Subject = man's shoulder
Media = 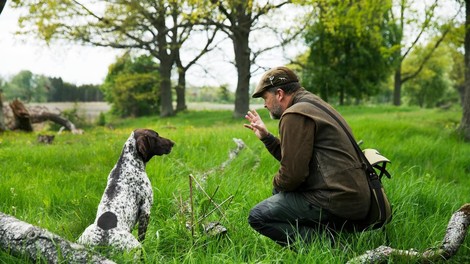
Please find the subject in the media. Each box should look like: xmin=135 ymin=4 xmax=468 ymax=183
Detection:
xmin=282 ymin=103 xmax=318 ymax=122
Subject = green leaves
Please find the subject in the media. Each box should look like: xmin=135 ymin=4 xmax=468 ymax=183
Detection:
xmin=101 ymin=53 xmax=160 ymax=117
xmin=304 ymin=0 xmax=394 ymax=104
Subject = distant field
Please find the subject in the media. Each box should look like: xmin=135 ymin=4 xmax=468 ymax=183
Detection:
xmin=25 ymin=102 xmax=265 ymax=121
xmin=26 ymin=102 xmax=111 ymax=121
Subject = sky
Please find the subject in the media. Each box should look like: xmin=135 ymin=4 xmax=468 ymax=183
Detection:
xmin=0 ymin=2 xmax=294 ymax=90
xmin=0 ymin=4 xmax=124 ymax=86
xmin=0 ymin=1 xmax=461 ymax=89
xmin=0 ymin=3 xmax=251 ymax=88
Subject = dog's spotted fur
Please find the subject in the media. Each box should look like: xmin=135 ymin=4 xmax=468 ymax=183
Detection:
xmin=78 ymin=129 xmax=174 ymax=251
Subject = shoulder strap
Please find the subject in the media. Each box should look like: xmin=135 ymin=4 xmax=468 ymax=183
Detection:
xmin=298 ymin=99 xmax=389 ymax=223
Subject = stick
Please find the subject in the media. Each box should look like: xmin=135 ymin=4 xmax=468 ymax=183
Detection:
xmin=196 ymin=195 xmax=234 ymax=225
xmin=189 ymin=174 xmax=195 ymax=237
xmin=190 ymin=174 xmax=228 ymax=221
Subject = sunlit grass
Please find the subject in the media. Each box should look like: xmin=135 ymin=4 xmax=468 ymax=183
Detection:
xmin=0 ymin=106 xmax=469 ymax=263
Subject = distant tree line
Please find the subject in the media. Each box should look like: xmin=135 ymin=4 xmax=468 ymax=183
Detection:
xmin=0 ymin=70 xmax=103 ymax=103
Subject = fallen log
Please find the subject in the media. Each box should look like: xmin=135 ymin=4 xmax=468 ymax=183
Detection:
xmin=8 ymin=99 xmax=83 ymax=134
xmin=31 ymin=112 xmax=83 ymax=134
xmin=347 ymin=203 xmax=470 ymax=264
xmin=0 ymin=212 xmax=115 ymax=263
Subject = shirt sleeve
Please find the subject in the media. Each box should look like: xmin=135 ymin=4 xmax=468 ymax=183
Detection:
xmin=261 ymin=133 xmax=281 ymax=161
xmin=273 ymin=113 xmax=315 ymax=192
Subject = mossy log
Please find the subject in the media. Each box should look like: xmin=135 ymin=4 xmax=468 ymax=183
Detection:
xmin=0 ymin=212 xmax=115 ymax=263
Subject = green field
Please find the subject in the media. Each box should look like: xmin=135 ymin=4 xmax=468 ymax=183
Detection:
xmin=0 ymin=105 xmax=469 ymax=263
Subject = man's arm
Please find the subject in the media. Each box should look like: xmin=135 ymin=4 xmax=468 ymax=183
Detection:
xmin=274 ymin=113 xmax=315 ymax=191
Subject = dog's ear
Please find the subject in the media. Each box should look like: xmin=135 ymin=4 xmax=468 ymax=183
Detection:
xmin=136 ymin=134 xmax=151 ymax=163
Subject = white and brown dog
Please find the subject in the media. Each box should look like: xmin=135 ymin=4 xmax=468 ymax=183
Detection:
xmin=78 ymin=129 xmax=174 ymax=251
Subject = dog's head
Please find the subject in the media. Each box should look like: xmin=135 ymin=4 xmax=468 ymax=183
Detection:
xmin=134 ymin=129 xmax=174 ymax=163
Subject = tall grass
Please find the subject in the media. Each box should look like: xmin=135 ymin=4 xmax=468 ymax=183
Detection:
xmin=0 ymin=106 xmax=469 ymax=263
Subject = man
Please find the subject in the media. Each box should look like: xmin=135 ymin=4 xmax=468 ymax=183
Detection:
xmin=244 ymin=66 xmax=370 ymax=246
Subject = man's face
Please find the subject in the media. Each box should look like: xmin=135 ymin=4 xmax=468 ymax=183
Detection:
xmin=262 ymin=90 xmax=283 ymax=119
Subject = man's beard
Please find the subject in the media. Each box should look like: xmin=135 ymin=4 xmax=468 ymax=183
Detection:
xmin=269 ymin=102 xmax=283 ymax=120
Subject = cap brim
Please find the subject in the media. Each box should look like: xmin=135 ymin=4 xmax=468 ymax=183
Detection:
xmin=252 ymin=91 xmax=264 ymax=98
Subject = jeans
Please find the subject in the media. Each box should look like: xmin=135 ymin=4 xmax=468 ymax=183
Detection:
xmin=248 ymin=191 xmax=329 ymax=247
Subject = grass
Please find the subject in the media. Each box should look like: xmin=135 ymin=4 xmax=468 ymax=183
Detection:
xmin=0 ymin=105 xmax=469 ymax=263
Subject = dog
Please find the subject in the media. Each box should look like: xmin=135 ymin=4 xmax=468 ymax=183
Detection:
xmin=77 ymin=129 xmax=174 ymax=251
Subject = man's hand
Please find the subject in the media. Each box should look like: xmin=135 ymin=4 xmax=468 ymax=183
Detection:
xmin=244 ymin=109 xmax=269 ymax=139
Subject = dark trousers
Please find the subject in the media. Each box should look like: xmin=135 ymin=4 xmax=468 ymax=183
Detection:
xmin=248 ymin=191 xmax=330 ymax=247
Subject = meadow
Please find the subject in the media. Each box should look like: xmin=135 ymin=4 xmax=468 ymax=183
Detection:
xmin=0 ymin=105 xmax=469 ymax=263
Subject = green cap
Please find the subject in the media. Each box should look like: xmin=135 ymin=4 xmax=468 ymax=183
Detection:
xmin=252 ymin=66 xmax=299 ymax=98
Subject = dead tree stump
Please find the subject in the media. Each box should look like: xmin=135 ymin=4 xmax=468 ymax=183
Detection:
xmin=0 ymin=212 xmax=115 ymax=263
xmin=9 ymin=99 xmax=33 ymax=132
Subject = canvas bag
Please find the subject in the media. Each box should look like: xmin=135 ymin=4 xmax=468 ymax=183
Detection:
xmin=359 ymin=149 xmax=392 ymax=230
xmin=300 ymin=99 xmax=392 ymax=231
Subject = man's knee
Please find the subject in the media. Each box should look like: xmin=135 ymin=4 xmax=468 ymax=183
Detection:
xmin=247 ymin=203 xmax=269 ymax=230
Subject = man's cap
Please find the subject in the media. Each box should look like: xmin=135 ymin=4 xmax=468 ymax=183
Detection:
xmin=252 ymin=66 xmax=299 ymax=98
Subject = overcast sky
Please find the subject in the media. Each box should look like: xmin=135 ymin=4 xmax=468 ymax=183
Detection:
xmin=1 ymin=1 xmax=461 ymax=89
xmin=0 ymin=4 xmax=122 ymax=86
xmin=0 ymin=3 xmax=252 ymax=89
xmin=0 ymin=2 xmax=295 ymax=90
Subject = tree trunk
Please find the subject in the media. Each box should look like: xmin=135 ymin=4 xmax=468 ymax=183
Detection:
xmin=393 ymin=68 xmax=402 ymax=106
xmin=459 ymin=0 xmax=470 ymax=141
xmin=232 ymin=29 xmax=251 ymax=119
xmin=159 ymin=61 xmax=175 ymax=117
xmin=175 ymin=66 xmax=187 ymax=112
xmin=0 ymin=212 xmax=115 ymax=263
xmin=0 ymin=90 xmax=6 ymax=132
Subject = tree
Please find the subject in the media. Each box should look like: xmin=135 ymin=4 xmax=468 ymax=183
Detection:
xmin=3 ymin=70 xmax=49 ymax=102
xmin=0 ymin=0 xmax=6 ymax=15
xmin=11 ymin=0 xmax=218 ymax=117
xmin=0 ymin=78 xmax=6 ymax=132
xmin=402 ymin=42 xmax=453 ymax=108
xmin=102 ymin=53 xmax=160 ymax=117
xmin=459 ymin=0 xmax=470 ymax=140
xmin=303 ymin=0 xmax=395 ymax=104
xmin=389 ymin=0 xmax=462 ymax=106
xmin=444 ymin=23 xmax=465 ymax=103
xmin=174 ymin=27 xmax=220 ymax=112
xmin=203 ymin=0 xmax=295 ymax=118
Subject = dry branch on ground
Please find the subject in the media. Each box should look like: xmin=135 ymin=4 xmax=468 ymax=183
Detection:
xmin=347 ymin=203 xmax=470 ymax=264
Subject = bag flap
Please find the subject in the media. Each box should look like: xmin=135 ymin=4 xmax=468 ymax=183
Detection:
xmin=363 ymin=148 xmax=390 ymax=166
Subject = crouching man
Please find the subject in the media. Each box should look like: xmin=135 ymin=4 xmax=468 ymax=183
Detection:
xmin=244 ymin=66 xmax=370 ymax=246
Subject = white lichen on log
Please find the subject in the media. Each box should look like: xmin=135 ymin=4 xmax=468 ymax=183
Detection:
xmin=347 ymin=203 xmax=470 ymax=264
xmin=0 ymin=212 xmax=115 ymax=263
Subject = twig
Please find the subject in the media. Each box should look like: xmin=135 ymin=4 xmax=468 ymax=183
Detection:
xmin=199 ymin=185 xmax=220 ymax=220
xmin=196 ymin=195 xmax=234 ymax=225
xmin=190 ymin=174 xmax=228 ymax=221
xmin=189 ymin=174 xmax=195 ymax=237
